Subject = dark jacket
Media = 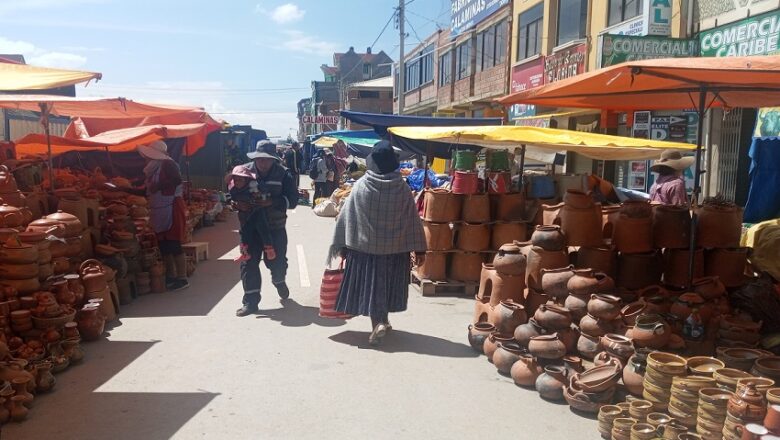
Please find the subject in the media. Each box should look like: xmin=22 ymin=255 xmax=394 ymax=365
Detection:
xmin=284 ymin=149 xmax=304 ymax=175
xmin=242 ymin=161 xmax=298 ymax=230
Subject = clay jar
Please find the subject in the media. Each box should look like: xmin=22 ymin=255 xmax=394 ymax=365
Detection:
xmin=493 ymin=341 xmax=525 ymax=376
xmin=579 ymin=313 xmax=614 ymax=337
xmin=461 ymin=194 xmax=491 ymax=223
xmin=533 ymin=303 xmax=572 ymax=331
xmin=653 ymin=205 xmax=691 ymax=249
xmin=467 ymin=322 xmax=495 ymax=353
xmin=422 ymin=189 xmax=462 ymax=222
xmin=510 ymin=353 xmax=542 ymax=386
xmin=617 ymin=251 xmax=663 ymax=290
xmin=483 ymin=332 xmax=514 ymax=363
xmin=77 ymin=303 xmax=105 ymax=341
xmin=613 ymin=213 xmax=653 ymax=254
xmin=576 ymin=246 xmax=618 ymax=279
xmin=559 ymin=203 xmax=604 ymax=247
xmin=80 ymin=259 xmax=108 ymax=293
xmin=540 ymin=265 xmax=575 ymax=302
xmin=9 ymin=395 xmax=27 ymax=422
xmin=663 ymin=248 xmax=704 ymax=288
xmin=600 ymin=333 xmax=635 ymax=361
xmin=491 ymin=300 xmax=527 ymax=334
xmin=514 ymin=319 xmax=543 ymax=347
xmin=623 ymin=349 xmax=652 ymax=396
xmin=705 ymin=248 xmax=749 ymax=288
xmin=524 ymin=244 xmax=569 ymax=290
xmin=492 ymin=243 xmax=526 ymax=276
xmin=565 ymin=292 xmax=591 ymax=323
xmin=577 ymin=332 xmax=602 ymax=359
xmin=692 ymin=276 xmax=726 ymax=301
xmin=491 ymin=222 xmax=527 ymax=250
xmin=568 ymin=269 xmax=614 ymax=297
xmin=528 ymin=333 xmax=567 ymax=359
xmin=587 ymin=294 xmax=622 ymax=321
xmin=456 ymin=223 xmax=490 ymax=252
xmin=535 ymin=365 xmax=568 ymax=401
xmin=422 ymin=222 xmax=453 ymax=251
xmin=696 ymin=204 xmax=743 ymax=249
xmin=631 ymin=314 xmax=672 ymax=349
xmin=530 ymin=225 xmax=566 ymax=251
xmin=0 ymin=204 xmax=23 ymax=228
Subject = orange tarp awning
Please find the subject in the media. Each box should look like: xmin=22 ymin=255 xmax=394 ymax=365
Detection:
xmin=498 ymin=55 xmax=780 ymax=110
xmin=0 ymin=95 xmax=199 ymax=118
xmin=0 ymin=63 xmax=101 ymax=90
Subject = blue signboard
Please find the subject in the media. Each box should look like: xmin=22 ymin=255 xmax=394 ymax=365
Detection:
xmin=451 ymin=0 xmax=510 ymax=37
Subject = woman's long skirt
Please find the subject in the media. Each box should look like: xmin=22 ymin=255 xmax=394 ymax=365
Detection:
xmin=335 ymin=249 xmax=410 ymax=321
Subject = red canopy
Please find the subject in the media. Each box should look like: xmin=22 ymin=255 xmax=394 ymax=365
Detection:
xmin=0 ymin=95 xmax=199 ymax=118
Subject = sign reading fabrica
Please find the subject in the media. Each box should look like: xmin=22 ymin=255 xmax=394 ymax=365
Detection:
xmin=451 ymin=0 xmax=509 ymax=37
xmin=700 ymin=9 xmax=780 ymax=57
xmin=302 ymin=115 xmax=339 ymax=125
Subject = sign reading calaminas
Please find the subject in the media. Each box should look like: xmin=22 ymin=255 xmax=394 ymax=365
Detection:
xmin=700 ymin=9 xmax=780 ymax=57
xmin=601 ymin=35 xmax=697 ymax=67
xmin=450 ymin=0 xmax=509 ymax=37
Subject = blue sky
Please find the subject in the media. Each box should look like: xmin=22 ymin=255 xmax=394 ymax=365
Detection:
xmin=0 ymin=0 xmax=451 ymax=138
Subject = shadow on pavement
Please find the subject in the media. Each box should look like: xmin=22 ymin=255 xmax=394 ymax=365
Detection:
xmin=255 ymin=299 xmax=347 ymax=328
xmin=328 ymin=330 xmax=479 ymax=358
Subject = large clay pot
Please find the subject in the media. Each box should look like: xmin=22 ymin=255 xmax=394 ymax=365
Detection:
xmin=467 ymin=322 xmax=495 ymax=353
xmin=632 ymin=314 xmax=672 ymax=349
xmin=533 ymin=303 xmax=572 ymax=331
xmin=696 ymin=204 xmax=743 ymax=249
xmin=692 ymin=276 xmax=726 ymax=300
xmin=528 ymin=333 xmax=567 ymax=359
xmin=565 ymin=292 xmax=591 ymax=322
xmin=492 ymin=243 xmax=526 ymax=276
xmin=422 ymin=189 xmax=462 ymax=222
xmin=577 ymin=332 xmax=603 ymax=359
xmin=568 ymin=269 xmax=615 ymax=296
xmin=623 ymin=349 xmax=652 ymax=396
xmin=531 ymin=225 xmax=566 ymax=251
xmin=423 ymin=222 xmax=453 ymax=251
xmin=0 ymin=204 xmax=23 ymax=228
xmin=493 ymin=341 xmax=525 ymax=375
xmin=448 ymin=252 xmax=482 ymax=282
xmin=579 ymin=313 xmax=614 ymax=337
xmin=461 ymin=194 xmax=490 ymax=223
xmin=535 ymin=365 xmax=568 ymax=401
xmin=524 ymin=244 xmax=569 ymax=290
xmin=617 ymin=251 xmax=663 ymax=290
xmin=602 ymin=205 xmax=621 ymax=238
xmin=416 ymin=252 xmax=447 ymax=281
xmin=540 ymin=265 xmax=575 ymax=301
xmin=77 ymin=303 xmax=105 ymax=341
xmin=588 ymin=294 xmax=622 ymax=320
xmin=491 ymin=300 xmax=528 ymax=334
xmin=564 ymin=190 xmax=595 ymax=209
xmin=491 ymin=222 xmax=526 ymax=250
xmin=494 ymin=192 xmax=526 ymax=222
xmin=514 ymin=318 xmax=543 ymax=347
xmin=46 ymin=210 xmax=83 ymax=237
xmin=510 ymin=353 xmax=542 ymax=386
xmin=663 ymin=248 xmax=704 ymax=288
xmin=456 ymin=223 xmax=490 ymax=252
xmin=613 ymin=214 xmax=654 ymax=254
xmin=705 ymin=248 xmax=748 ymax=288
xmin=560 ymin=204 xmax=604 ymax=247
xmin=576 ymin=246 xmax=618 ymax=278
xmin=653 ymin=205 xmax=691 ymax=249
xmin=0 ymin=237 xmax=38 ymax=264
xmin=483 ymin=332 xmax=514 ymax=363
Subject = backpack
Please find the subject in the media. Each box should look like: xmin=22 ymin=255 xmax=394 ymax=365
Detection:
xmin=308 ymin=158 xmax=321 ymax=180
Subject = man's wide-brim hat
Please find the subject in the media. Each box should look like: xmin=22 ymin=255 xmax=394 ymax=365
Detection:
xmin=247 ymin=140 xmax=281 ymax=161
xmin=137 ymin=140 xmax=170 ymax=161
xmin=650 ymin=150 xmax=695 ymax=172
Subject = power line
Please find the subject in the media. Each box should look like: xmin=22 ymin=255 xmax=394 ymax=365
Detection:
xmin=406 ymin=17 xmax=423 ymax=43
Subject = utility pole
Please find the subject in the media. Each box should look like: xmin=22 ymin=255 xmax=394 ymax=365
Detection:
xmin=398 ymin=0 xmax=405 ymax=115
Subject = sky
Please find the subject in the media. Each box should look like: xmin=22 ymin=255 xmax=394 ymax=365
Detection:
xmin=0 ymin=0 xmax=452 ymax=139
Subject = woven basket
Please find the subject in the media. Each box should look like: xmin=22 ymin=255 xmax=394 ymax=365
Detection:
xmin=32 ymin=308 xmax=76 ymax=330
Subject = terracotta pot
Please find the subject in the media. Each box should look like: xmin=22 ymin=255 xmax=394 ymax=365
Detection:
xmin=558 ymin=326 xmax=580 ymax=354
xmin=705 ymin=248 xmax=749 ymax=288
xmin=448 ymin=252 xmax=482 ymax=282
xmin=564 ymin=355 xmax=585 ymax=376
xmin=80 ymin=259 xmax=109 ymax=292
xmin=523 ymin=287 xmax=548 ymax=317
xmin=540 ymin=202 xmax=563 ymax=226
xmin=653 ymin=205 xmax=691 ymax=249
xmin=624 ymin=349 xmax=652 ymax=396
xmin=77 ymin=303 xmax=105 ymax=341
xmin=621 ymin=300 xmax=647 ymax=326
xmin=540 ymin=265 xmax=575 ymax=301
xmin=510 ymin=353 xmax=542 ymax=386
xmin=577 ymin=332 xmax=602 ymax=359
xmin=461 ymin=194 xmax=490 ymax=223
xmin=560 ymin=204 xmax=604 ymax=247
xmin=494 ymin=192 xmax=525 ymax=221
xmin=533 ymin=303 xmax=572 ymax=331
xmin=565 ymin=292 xmax=590 ymax=322
xmin=483 ymin=332 xmax=514 ymax=363
xmin=727 ymin=382 xmax=767 ymax=421
xmin=491 ymin=300 xmax=527 ymax=334
xmin=601 ymin=333 xmax=635 ymax=360
xmin=613 ymin=214 xmax=654 ymax=254
xmin=564 ymin=190 xmax=595 ymax=209
xmin=579 ymin=313 xmax=614 ymax=337
xmin=524 ymin=244 xmax=569 ymax=290
xmin=576 ymin=246 xmax=618 ymax=279
xmin=696 ymin=204 xmax=743 ymax=249
xmin=422 ymin=222 xmax=453 ymax=251
xmin=0 ymin=262 xmax=39 ymax=280
xmin=491 ymin=222 xmax=526 ymax=250
xmin=493 ymin=341 xmax=525 ymax=375
xmin=0 ymin=204 xmax=23 ymax=228
xmin=492 ymin=243 xmax=526 ymax=276
xmin=0 ymin=237 xmax=37 ymax=264
xmin=9 ymin=395 xmax=28 ymax=422
xmin=416 ymin=251 xmax=447 ymax=281
xmin=422 ymin=189 xmax=462 ymax=222
xmin=637 ymin=285 xmax=671 ymax=313
xmin=575 ymin=362 xmax=622 ymax=392
xmin=752 ymin=357 xmax=780 ymax=383
xmin=528 ymin=333 xmax=567 ymax=359
xmin=535 ymin=365 xmax=568 ymax=400
xmin=530 ymin=225 xmax=566 ymax=251
xmin=46 ymin=210 xmax=83 ymax=237
xmin=456 ymin=223 xmax=490 ymax=252
xmin=588 ymin=294 xmax=622 ymax=320
xmin=467 ymin=322 xmax=495 ymax=353
xmin=602 ymin=205 xmax=621 ymax=239
xmin=670 ymin=292 xmax=706 ymax=321
xmin=569 ymin=268 xmax=615 ymax=297
xmin=693 ymin=276 xmax=726 ymax=300
xmin=484 ymin=270 xmax=525 ymax=307
xmin=514 ymin=318 xmax=543 ymax=347
xmin=632 ymin=314 xmax=672 ymax=349
xmin=617 ymin=251 xmax=663 ymax=290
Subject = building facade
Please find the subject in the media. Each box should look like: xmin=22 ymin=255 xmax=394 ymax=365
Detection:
xmin=344 ymin=76 xmax=393 ymax=130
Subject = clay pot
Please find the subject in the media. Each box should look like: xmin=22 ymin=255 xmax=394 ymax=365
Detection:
xmin=564 ymin=354 xmax=585 ymax=376
xmin=588 ymin=294 xmax=622 ymax=321
xmin=621 ymin=300 xmax=647 ymax=326
xmin=576 ymin=246 xmax=618 ymax=278
xmin=422 ymin=189 xmax=462 ymax=222
xmin=514 ymin=319 xmax=543 ymax=347
xmin=533 ymin=303 xmax=572 ymax=331
xmin=663 ymin=248 xmax=704 ymax=288
xmin=492 ymin=243 xmax=526 ymax=276
xmin=422 ymin=222 xmax=453 ymax=251
xmin=564 ymin=190 xmax=595 ymax=209
xmin=492 ymin=300 xmax=527 ymax=334
xmin=510 ymin=353 xmax=542 ymax=386
xmin=613 ymin=213 xmax=653 ymax=254
xmin=540 ymin=265 xmax=575 ymax=301
xmin=448 ymin=252 xmax=482 ymax=282
xmin=493 ymin=341 xmax=525 ymax=375
xmin=483 ymin=332 xmax=514 ymax=363
xmin=456 ymin=223 xmax=490 ymax=252
xmin=530 ymin=225 xmax=566 ymax=251
xmin=568 ymin=269 xmax=615 ymax=297
xmin=579 ymin=313 xmax=614 ymax=337
xmin=491 ymin=222 xmax=527 ymax=250
xmin=624 ymin=349 xmax=652 ymax=396
xmin=80 ymin=259 xmax=108 ymax=292
xmin=46 ymin=210 xmax=82 ymax=237
xmin=565 ymin=292 xmax=590 ymax=322
xmin=0 ymin=237 xmax=37 ymax=264
xmin=575 ymin=362 xmax=622 ymax=392
xmin=416 ymin=251 xmax=447 ymax=281
xmin=601 ymin=333 xmax=635 ymax=360
xmin=692 ymin=276 xmax=726 ymax=300
xmin=560 ymin=203 xmax=604 ymax=247
xmin=34 ymin=361 xmax=56 ymax=393
xmin=484 ymin=270 xmax=526 ymax=306
xmin=0 ymin=204 xmax=23 ymax=228
xmin=461 ymin=194 xmax=491 ymax=223
xmin=632 ymin=314 xmax=672 ymax=349
xmin=752 ymin=356 xmax=780 ymax=383
xmin=637 ymin=285 xmax=671 ymax=314
xmin=77 ymin=303 xmax=105 ymax=341
xmin=727 ymin=381 xmax=767 ymax=421
xmin=523 ymin=246 xmax=568 ymax=291
xmin=11 ymin=376 xmax=33 ymax=407
xmin=467 ymin=322 xmax=495 ymax=353
xmin=523 ymin=288 xmax=548 ymax=317
xmin=494 ymin=192 xmax=525 ymax=221
xmin=704 ymin=248 xmax=748 ymax=288
xmin=558 ymin=326 xmax=580 ymax=354
xmin=528 ymin=333 xmax=567 ymax=359
xmin=617 ymin=251 xmax=663 ymax=290
xmin=577 ymin=332 xmax=602 ymax=359
xmin=652 ymin=205 xmax=691 ymax=249
xmin=669 ymin=292 xmax=706 ymax=320
xmin=0 ymin=262 xmax=39 ymax=280
xmin=696 ymin=204 xmax=743 ymax=249
xmin=9 ymin=395 xmax=28 ymax=422
xmin=540 ymin=202 xmax=562 ymax=226
xmin=535 ymin=365 xmax=568 ymax=401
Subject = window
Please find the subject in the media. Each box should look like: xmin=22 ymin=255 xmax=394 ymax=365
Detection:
xmin=608 ymin=0 xmax=643 ymax=26
xmin=358 ymin=90 xmax=380 ymax=99
xmin=477 ymin=20 xmax=508 ymax=71
xmin=362 ymin=63 xmax=372 ymax=79
xmin=557 ymin=0 xmax=588 ymax=46
xmin=403 ymin=44 xmax=434 ymax=92
xmin=420 ymin=44 xmax=434 ymax=85
xmin=456 ymin=41 xmax=472 ymax=80
xmin=439 ymin=51 xmax=453 ymax=86
xmin=518 ymin=4 xmax=543 ymax=60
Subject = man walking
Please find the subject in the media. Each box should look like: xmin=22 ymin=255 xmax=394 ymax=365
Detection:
xmin=284 ymin=141 xmax=304 ymax=189
xmin=235 ymin=140 xmax=299 ymax=317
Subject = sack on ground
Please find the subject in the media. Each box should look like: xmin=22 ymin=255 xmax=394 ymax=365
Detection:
xmin=314 ymin=199 xmax=338 ymax=217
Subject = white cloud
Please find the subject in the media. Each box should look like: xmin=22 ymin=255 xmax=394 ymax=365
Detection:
xmin=269 ymin=3 xmax=305 ymax=24
xmin=61 ymin=46 xmax=106 ymax=53
xmin=280 ymin=30 xmax=338 ymax=56
xmin=0 ymin=37 xmax=87 ymax=69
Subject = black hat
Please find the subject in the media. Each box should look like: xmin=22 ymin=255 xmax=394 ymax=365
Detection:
xmin=368 ymin=140 xmax=400 ymax=174
xmin=247 ymin=140 xmax=280 ymax=161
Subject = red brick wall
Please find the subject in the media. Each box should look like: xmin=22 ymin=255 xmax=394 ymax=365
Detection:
xmin=473 ymin=62 xmax=508 ymax=101
xmin=453 ymin=77 xmax=472 ymax=104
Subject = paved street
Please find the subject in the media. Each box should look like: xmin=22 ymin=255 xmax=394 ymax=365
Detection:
xmin=7 ymin=195 xmax=597 ymax=440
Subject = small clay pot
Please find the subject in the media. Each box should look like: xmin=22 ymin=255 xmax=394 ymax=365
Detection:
xmin=621 ymin=300 xmax=647 ymax=326
xmin=493 ymin=341 xmax=525 ymax=376
xmin=631 ymin=314 xmax=672 ymax=349
xmin=577 ymin=332 xmax=602 ymax=360
xmin=535 ymin=365 xmax=568 ymax=401
xmin=530 ymin=225 xmax=566 ymax=251
xmin=579 ymin=313 xmax=614 ymax=337
xmin=623 ymin=349 xmax=652 ymax=396
xmin=540 ymin=265 xmax=575 ymax=301
xmin=600 ymin=333 xmax=635 ymax=361
xmin=528 ymin=333 xmax=566 ymax=360
xmin=565 ymin=292 xmax=590 ymax=322
xmin=510 ymin=353 xmax=542 ymax=387
xmin=588 ymin=294 xmax=622 ymax=321
xmin=491 ymin=300 xmax=527 ymax=334
xmin=483 ymin=332 xmax=514 ymax=364
xmin=492 ymin=243 xmax=526 ymax=276
xmin=514 ymin=319 xmax=543 ymax=347
xmin=568 ymin=269 xmax=615 ymax=297
xmin=467 ymin=322 xmax=495 ymax=354
xmin=533 ymin=303 xmax=572 ymax=331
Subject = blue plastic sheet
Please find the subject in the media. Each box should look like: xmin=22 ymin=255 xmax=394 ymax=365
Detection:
xmin=406 ymin=169 xmax=447 ymax=191
xmin=744 ymin=138 xmax=780 ymax=223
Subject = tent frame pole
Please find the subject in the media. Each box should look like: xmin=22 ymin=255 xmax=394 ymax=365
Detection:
xmin=687 ymin=88 xmax=707 ymax=288
xmin=517 ymin=144 xmax=527 ymax=192
xmin=39 ymin=103 xmax=55 ymax=192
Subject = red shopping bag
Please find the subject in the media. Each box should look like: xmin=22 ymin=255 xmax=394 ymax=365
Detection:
xmin=319 ymin=260 xmax=352 ymax=319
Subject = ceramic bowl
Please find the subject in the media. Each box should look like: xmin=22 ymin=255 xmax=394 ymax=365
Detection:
xmin=718 ymin=348 xmax=764 ymax=371
xmin=752 ymin=356 xmax=780 ymax=381
xmin=574 ymin=364 xmax=622 ymax=393
xmin=768 ymin=387 xmax=780 ymax=405
xmin=713 ymin=367 xmax=754 ymax=391
xmin=647 ymin=351 xmax=687 ymax=375
xmin=687 ymin=356 xmax=726 ymax=376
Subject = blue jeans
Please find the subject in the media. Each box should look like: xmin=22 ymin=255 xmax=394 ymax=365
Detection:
xmin=240 ymin=227 xmax=288 ymax=308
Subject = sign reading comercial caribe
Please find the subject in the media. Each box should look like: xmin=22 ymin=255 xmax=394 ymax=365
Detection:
xmin=450 ymin=0 xmax=510 ymax=37
xmin=700 ymin=9 xmax=780 ymax=57
xmin=601 ymin=35 xmax=698 ymax=67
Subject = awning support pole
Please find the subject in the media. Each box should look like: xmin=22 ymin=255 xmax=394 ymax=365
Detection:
xmin=687 ymin=88 xmax=708 ymax=288
xmin=517 ymin=144 xmax=527 ymax=192
xmin=104 ymin=146 xmax=116 ymax=176
xmin=39 ymin=103 xmax=54 ymax=191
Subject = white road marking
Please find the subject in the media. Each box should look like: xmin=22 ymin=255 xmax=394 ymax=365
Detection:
xmin=219 ymin=245 xmax=241 ymax=261
xmin=296 ymin=244 xmax=310 ymax=288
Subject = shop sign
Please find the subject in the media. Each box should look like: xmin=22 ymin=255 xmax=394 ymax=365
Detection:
xmin=645 ymin=0 xmax=672 ymax=36
xmin=602 ymin=15 xmax=646 ymax=37
xmin=633 ymin=111 xmax=651 ymax=138
xmin=698 ymin=0 xmax=780 ymax=33
xmin=600 ymin=35 xmax=697 ymax=67
xmin=515 ymin=116 xmax=550 ymax=128
xmin=451 ymin=0 xmax=510 ymax=37
xmin=302 ymin=115 xmax=339 ymax=125
xmin=755 ymin=107 xmax=780 ymax=137
xmin=511 ymin=58 xmax=544 ymax=93
xmin=544 ymin=44 xmax=586 ymax=84
xmin=509 ymin=104 xmax=536 ymax=120
xmin=700 ymin=9 xmax=780 ymax=57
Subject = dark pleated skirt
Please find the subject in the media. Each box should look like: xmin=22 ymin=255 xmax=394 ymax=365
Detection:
xmin=335 ymin=249 xmax=410 ymax=320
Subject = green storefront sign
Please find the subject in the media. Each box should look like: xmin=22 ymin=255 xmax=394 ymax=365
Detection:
xmin=601 ymin=35 xmax=698 ymax=67
xmin=700 ymin=9 xmax=780 ymax=57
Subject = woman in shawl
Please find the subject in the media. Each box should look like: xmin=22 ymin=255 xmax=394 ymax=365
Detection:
xmin=138 ymin=140 xmax=189 ymax=291
xmin=329 ymin=141 xmax=426 ymax=346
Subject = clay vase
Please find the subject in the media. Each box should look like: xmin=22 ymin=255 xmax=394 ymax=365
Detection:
xmin=492 ymin=243 xmax=526 ymax=276
xmin=422 ymin=189 xmax=462 ymax=222
xmin=601 ymin=333 xmax=635 ymax=361
xmin=34 ymin=361 xmax=56 ymax=393
xmin=456 ymin=223 xmax=490 ymax=252
xmin=510 ymin=353 xmax=542 ymax=386
xmin=576 ymin=246 xmax=618 ymax=279
xmin=535 ymin=365 xmax=568 ymax=401
xmin=704 ymin=248 xmax=748 ymax=288
xmin=617 ymin=251 xmax=663 ymax=290
xmin=493 ymin=341 xmax=525 ymax=376
xmin=9 ymin=395 xmax=27 ymax=422
xmin=568 ymin=269 xmax=615 ymax=297
xmin=540 ymin=265 xmax=575 ymax=302
xmin=491 ymin=222 xmax=527 ymax=251
xmin=11 ymin=377 xmax=33 ymax=407
xmin=448 ymin=252 xmax=483 ymax=282
xmin=62 ymin=338 xmax=85 ymax=364
xmin=623 ymin=349 xmax=652 ymax=396
xmin=422 ymin=222 xmax=453 ymax=251
xmin=565 ymin=292 xmax=591 ymax=322
xmin=632 ymin=314 xmax=672 ymax=349
xmin=524 ymin=244 xmax=569 ymax=290
xmin=530 ymin=225 xmax=566 ymax=251
xmin=653 ymin=205 xmax=691 ymax=249
xmin=514 ymin=319 xmax=544 ymax=347
xmin=663 ymin=248 xmax=704 ymax=288
xmin=461 ymin=194 xmax=491 ymax=223
xmin=492 ymin=300 xmax=527 ymax=334
xmin=579 ymin=313 xmax=614 ymax=337
xmin=613 ymin=213 xmax=653 ymax=254
xmin=77 ymin=303 xmax=105 ymax=341
xmin=468 ymin=323 xmax=495 ymax=353
xmin=483 ymin=332 xmax=514 ymax=363
xmin=588 ymin=294 xmax=622 ymax=321
xmin=560 ymin=203 xmax=604 ymax=247
xmin=533 ymin=303 xmax=572 ymax=331
xmin=528 ymin=333 xmax=567 ymax=360
xmin=577 ymin=332 xmax=603 ymax=359
xmin=696 ymin=204 xmax=743 ymax=249
xmin=692 ymin=276 xmax=726 ymax=301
